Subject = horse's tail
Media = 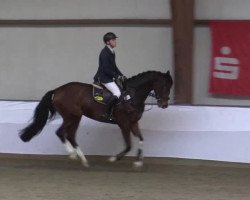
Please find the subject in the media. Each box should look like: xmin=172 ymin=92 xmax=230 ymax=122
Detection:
xmin=19 ymin=90 xmax=56 ymax=142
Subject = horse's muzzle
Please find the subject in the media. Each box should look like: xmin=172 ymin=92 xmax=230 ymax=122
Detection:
xmin=161 ymin=104 xmax=168 ymax=109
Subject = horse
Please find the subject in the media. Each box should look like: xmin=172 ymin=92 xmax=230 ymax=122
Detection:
xmin=19 ymin=70 xmax=173 ymax=168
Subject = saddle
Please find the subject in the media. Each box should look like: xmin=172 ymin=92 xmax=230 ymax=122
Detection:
xmin=92 ymin=82 xmax=113 ymax=105
xmin=92 ymin=81 xmax=131 ymax=105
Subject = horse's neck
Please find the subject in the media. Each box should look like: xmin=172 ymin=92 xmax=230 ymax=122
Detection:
xmin=130 ymin=84 xmax=153 ymax=106
xmin=127 ymin=72 xmax=158 ymax=105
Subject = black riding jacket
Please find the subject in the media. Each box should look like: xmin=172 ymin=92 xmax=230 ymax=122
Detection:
xmin=94 ymin=46 xmax=123 ymax=83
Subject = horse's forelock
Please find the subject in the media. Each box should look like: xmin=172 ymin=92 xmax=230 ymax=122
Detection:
xmin=165 ymin=71 xmax=173 ymax=85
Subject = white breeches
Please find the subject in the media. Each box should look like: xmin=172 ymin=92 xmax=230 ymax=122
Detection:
xmin=103 ymin=82 xmax=121 ymax=98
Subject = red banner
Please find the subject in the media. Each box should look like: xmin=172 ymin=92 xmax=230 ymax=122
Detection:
xmin=209 ymin=21 xmax=250 ymax=96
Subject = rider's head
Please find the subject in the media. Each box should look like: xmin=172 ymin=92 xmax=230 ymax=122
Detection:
xmin=103 ymin=32 xmax=118 ymax=48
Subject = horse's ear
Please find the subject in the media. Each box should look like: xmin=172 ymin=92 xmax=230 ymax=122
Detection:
xmin=166 ymin=70 xmax=170 ymax=75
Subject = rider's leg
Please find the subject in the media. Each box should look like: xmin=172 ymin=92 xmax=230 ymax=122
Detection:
xmin=102 ymin=82 xmax=121 ymax=120
xmin=103 ymin=82 xmax=121 ymax=98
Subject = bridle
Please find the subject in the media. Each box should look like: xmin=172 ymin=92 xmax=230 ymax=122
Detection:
xmin=144 ymin=91 xmax=160 ymax=112
xmin=148 ymin=91 xmax=160 ymax=101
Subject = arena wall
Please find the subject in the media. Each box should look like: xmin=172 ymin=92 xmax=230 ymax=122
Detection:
xmin=1 ymin=101 xmax=250 ymax=164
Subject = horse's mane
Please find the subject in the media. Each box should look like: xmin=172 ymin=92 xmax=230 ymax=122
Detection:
xmin=126 ymin=71 xmax=164 ymax=88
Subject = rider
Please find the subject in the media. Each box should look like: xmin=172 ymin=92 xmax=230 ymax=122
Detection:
xmin=94 ymin=32 xmax=126 ymax=120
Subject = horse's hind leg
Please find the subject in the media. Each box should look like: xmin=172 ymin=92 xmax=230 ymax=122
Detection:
xmin=131 ymin=122 xmax=144 ymax=168
xmin=56 ymin=124 xmax=77 ymax=159
xmin=64 ymin=117 xmax=89 ymax=167
xmin=109 ymin=127 xmax=131 ymax=162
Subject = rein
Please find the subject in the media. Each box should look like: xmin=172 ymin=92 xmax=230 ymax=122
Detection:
xmin=148 ymin=91 xmax=157 ymax=99
xmin=144 ymin=92 xmax=157 ymax=112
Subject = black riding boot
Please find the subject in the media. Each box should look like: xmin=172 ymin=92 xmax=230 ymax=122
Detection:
xmin=104 ymin=96 xmax=118 ymax=121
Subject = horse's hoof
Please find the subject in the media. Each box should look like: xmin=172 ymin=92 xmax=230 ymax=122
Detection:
xmin=133 ymin=161 xmax=143 ymax=168
xmin=84 ymin=163 xmax=90 ymax=168
xmin=81 ymin=161 xmax=90 ymax=168
xmin=108 ymin=156 xmax=117 ymax=162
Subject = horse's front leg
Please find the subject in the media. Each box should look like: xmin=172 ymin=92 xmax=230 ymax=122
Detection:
xmin=131 ymin=122 xmax=144 ymax=168
xmin=108 ymin=128 xmax=131 ymax=162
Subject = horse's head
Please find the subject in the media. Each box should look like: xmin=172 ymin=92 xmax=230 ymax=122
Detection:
xmin=153 ymin=70 xmax=173 ymax=109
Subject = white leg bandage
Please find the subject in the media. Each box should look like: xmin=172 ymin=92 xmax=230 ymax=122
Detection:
xmin=76 ymin=147 xmax=89 ymax=167
xmin=64 ymin=140 xmax=77 ymax=159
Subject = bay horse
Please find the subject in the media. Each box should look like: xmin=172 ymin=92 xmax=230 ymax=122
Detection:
xmin=19 ymin=70 xmax=173 ymax=168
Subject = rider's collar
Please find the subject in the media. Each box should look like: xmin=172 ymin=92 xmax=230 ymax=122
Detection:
xmin=107 ymin=45 xmax=115 ymax=54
